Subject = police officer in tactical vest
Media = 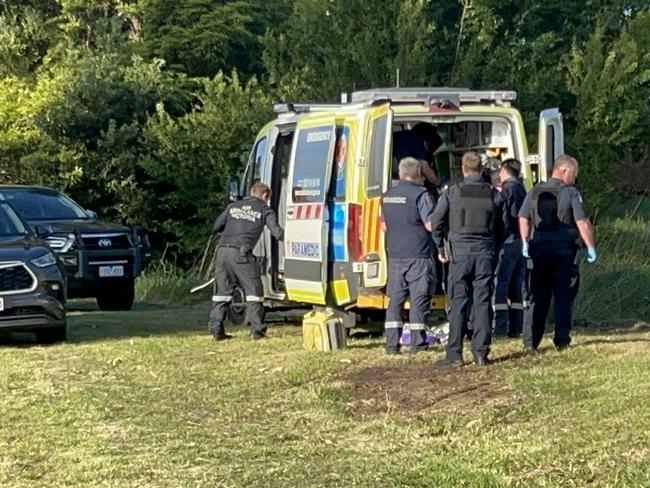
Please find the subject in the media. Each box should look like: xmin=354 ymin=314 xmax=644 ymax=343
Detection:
xmin=494 ymin=159 xmax=527 ymax=337
xmin=208 ymin=182 xmax=284 ymax=341
xmin=380 ymin=157 xmax=436 ymax=355
xmin=431 ymin=151 xmax=502 ymax=367
xmin=518 ymin=155 xmax=597 ymax=350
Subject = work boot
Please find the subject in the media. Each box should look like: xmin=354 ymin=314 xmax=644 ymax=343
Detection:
xmin=214 ymin=333 xmax=233 ymax=341
xmin=434 ymin=357 xmax=464 ymax=369
xmin=473 ymin=356 xmax=491 ymax=366
xmin=251 ymin=331 xmax=268 ymax=341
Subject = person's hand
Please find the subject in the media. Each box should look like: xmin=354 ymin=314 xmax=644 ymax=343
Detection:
xmin=587 ymin=246 xmax=598 ymax=263
xmin=522 ymin=240 xmax=529 ymax=259
xmin=438 ymin=250 xmax=449 ymax=263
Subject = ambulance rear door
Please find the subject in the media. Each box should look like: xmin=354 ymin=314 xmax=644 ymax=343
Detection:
xmin=361 ymin=103 xmax=393 ymax=289
xmin=284 ymin=116 xmax=336 ymax=305
xmin=538 ymin=108 xmax=564 ymax=181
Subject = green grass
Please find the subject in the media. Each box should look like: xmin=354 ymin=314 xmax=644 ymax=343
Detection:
xmin=1 ymin=303 xmax=650 ymax=487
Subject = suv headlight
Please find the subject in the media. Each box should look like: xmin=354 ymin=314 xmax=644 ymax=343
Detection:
xmin=31 ymin=252 xmax=57 ymax=268
xmin=45 ymin=234 xmax=76 ymax=253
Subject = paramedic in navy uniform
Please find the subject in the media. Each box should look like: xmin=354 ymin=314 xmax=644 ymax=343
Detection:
xmin=493 ymin=159 xmax=527 ymax=337
xmin=208 ymin=182 xmax=284 ymax=341
xmin=518 ymin=155 xmax=597 ymax=351
xmin=380 ymin=157 xmax=436 ymax=354
xmin=431 ymin=151 xmax=503 ymax=367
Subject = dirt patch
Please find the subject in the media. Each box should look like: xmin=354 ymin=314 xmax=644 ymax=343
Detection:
xmin=344 ymin=362 xmax=516 ymax=419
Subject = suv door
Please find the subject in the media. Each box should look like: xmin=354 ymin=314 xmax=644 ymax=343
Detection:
xmin=284 ymin=117 xmax=336 ymax=305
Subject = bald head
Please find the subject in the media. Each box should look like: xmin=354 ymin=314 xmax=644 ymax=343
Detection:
xmin=551 ymin=154 xmax=579 ymax=185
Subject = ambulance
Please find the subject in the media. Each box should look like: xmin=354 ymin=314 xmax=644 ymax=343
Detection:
xmin=226 ymin=87 xmax=564 ymax=328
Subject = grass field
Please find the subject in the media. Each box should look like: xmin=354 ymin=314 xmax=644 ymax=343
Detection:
xmin=1 ymin=302 xmax=650 ymax=488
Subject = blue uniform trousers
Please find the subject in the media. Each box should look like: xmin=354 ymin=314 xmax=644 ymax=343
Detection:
xmin=385 ymin=257 xmax=435 ymax=353
xmin=494 ymin=240 xmax=526 ymax=337
xmin=524 ymin=246 xmax=579 ymax=349
xmin=446 ymin=253 xmax=494 ymax=361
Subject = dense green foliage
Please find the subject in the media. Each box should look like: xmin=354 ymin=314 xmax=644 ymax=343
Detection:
xmin=0 ymin=0 xmax=647 ymax=260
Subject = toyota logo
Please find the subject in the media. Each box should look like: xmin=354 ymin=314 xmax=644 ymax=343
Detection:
xmin=98 ymin=238 xmax=112 ymax=248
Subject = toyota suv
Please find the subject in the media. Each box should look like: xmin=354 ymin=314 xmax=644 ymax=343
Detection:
xmin=0 ymin=199 xmax=66 ymax=342
xmin=0 ymin=186 xmax=151 ymax=311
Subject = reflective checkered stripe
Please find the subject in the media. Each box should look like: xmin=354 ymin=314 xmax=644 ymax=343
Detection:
xmin=212 ymin=295 xmax=232 ymax=302
xmin=494 ymin=303 xmax=509 ymax=311
xmin=384 ymin=321 xmax=403 ymax=329
xmin=246 ymin=296 xmax=265 ymax=303
xmin=510 ymin=302 xmax=524 ymax=310
xmin=409 ymin=322 xmax=426 ymax=331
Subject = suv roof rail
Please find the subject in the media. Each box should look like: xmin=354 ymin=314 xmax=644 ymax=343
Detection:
xmin=347 ymin=87 xmax=517 ymax=106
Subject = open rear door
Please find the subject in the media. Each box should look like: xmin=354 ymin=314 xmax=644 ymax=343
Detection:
xmin=538 ymin=108 xmax=564 ymax=181
xmin=284 ymin=116 xmax=336 ymax=304
xmin=361 ymin=103 xmax=393 ymax=289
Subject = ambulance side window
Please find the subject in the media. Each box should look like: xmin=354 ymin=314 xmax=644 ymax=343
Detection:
xmin=243 ymin=137 xmax=268 ymax=194
xmin=329 ymin=126 xmax=349 ymax=202
xmin=291 ymin=126 xmax=333 ymax=204
xmin=366 ymin=114 xmax=389 ymax=198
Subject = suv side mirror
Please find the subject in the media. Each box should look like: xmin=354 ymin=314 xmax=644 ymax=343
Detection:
xmin=85 ymin=209 xmax=98 ymax=219
xmin=227 ymin=176 xmax=241 ymax=203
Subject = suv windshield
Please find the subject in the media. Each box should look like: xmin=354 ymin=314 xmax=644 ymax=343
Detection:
xmin=0 ymin=189 xmax=89 ymax=220
xmin=0 ymin=202 xmax=27 ymax=236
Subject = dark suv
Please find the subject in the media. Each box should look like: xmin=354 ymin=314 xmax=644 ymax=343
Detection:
xmin=0 ymin=186 xmax=151 ymax=311
xmin=0 ymin=200 xmax=66 ymax=342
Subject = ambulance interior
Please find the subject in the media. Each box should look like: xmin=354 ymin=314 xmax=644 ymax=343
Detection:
xmin=391 ymin=117 xmax=517 ymax=185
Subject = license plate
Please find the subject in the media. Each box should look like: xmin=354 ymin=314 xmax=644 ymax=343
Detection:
xmin=0 ymin=297 xmax=4 ymax=312
xmin=99 ymin=265 xmax=124 ymax=278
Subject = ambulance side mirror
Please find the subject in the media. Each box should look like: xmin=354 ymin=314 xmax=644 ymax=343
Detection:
xmin=227 ymin=176 xmax=241 ymax=202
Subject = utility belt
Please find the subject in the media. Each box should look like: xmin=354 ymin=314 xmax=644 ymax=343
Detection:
xmin=217 ymin=244 xmax=253 ymax=259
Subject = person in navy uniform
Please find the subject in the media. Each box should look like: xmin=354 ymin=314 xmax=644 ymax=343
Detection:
xmin=518 ymin=155 xmax=597 ymax=350
xmin=380 ymin=157 xmax=436 ymax=354
xmin=431 ymin=151 xmax=503 ymax=367
xmin=392 ymin=122 xmax=442 ymax=190
xmin=209 ymin=182 xmax=284 ymax=341
xmin=493 ymin=159 xmax=528 ymax=337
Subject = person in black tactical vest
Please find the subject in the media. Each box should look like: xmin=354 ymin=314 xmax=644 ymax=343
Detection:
xmin=208 ymin=182 xmax=284 ymax=341
xmin=431 ymin=151 xmax=503 ymax=367
xmin=380 ymin=157 xmax=436 ymax=355
xmin=518 ymin=155 xmax=597 ymax=350
xmin=493 ymin=159 xmax=528 ymax=337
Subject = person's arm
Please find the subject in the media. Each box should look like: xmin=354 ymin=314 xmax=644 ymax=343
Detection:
xmin=430 ymin=191 xmax=450 ymax=260
xmin=416 ymin=192 xmax=434 ymax=232
xmin=263 ymin=207 xmax=284 ymax=241
xmin=212 ymin=207 xmax=229 ymax=233
xmin=517 ymin=193 xmax=532 ymax=241
xmin=420 ymin=160 xmax=438 ymax=186
xmin=576 ymin=218 xmax=595 ymax=248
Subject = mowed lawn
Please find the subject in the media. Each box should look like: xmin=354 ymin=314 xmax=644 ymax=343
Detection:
xmin=1 ymin=303 xmax=650 ymax=488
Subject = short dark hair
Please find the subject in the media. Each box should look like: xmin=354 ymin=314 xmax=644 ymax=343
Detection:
xmin=501 ymin=158 xmax=521 ymax=178
xmin=412 ymin=122 xmax=442 ymax=149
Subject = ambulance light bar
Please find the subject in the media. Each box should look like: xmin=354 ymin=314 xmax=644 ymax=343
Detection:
xmin=273 ymin=103 xmax=343 ymax=114
xmin=347 ymin=88 xmax=517 ymax=106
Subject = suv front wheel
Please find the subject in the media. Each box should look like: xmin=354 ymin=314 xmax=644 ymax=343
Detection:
xmin=96 ymin=278 xmax=135 ymax=311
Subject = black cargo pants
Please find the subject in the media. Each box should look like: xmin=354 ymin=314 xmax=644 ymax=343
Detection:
xmin=446 ymin=253 xmax=495 ymax=361
xmin=524 ymin=246 xmax=579 ymax=349
xmin=385 ymin=257 xmax=435 ymax=353
xmin=494 ymin=240 xmax=526 ymax=337
xmin=208 ymin=246 xmax=266 ymax=337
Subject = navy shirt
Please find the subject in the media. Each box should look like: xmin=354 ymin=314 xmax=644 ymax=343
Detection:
xmin=213 ymin=196 xmax=283 ymax=249
xmin=431 ymin=173 xmax=503 ymax=255
xmin=500 ymin=176 xmax=527 ymax=243
xmin=392 ymin=130 xmax=429 ymax=162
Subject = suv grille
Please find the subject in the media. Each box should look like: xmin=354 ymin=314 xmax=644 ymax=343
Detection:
xmin=81 ymin=234 xmax=131 ymax=250
xmin=0 ymin=263 xmax=35 ymax=293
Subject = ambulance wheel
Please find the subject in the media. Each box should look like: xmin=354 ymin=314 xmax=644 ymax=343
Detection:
xmin=227 ymin=286 xmax=248 ymax=326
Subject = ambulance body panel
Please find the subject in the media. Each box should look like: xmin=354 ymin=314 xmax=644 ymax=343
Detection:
xmin=233 ymin=88 xmax=564 ymax=319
